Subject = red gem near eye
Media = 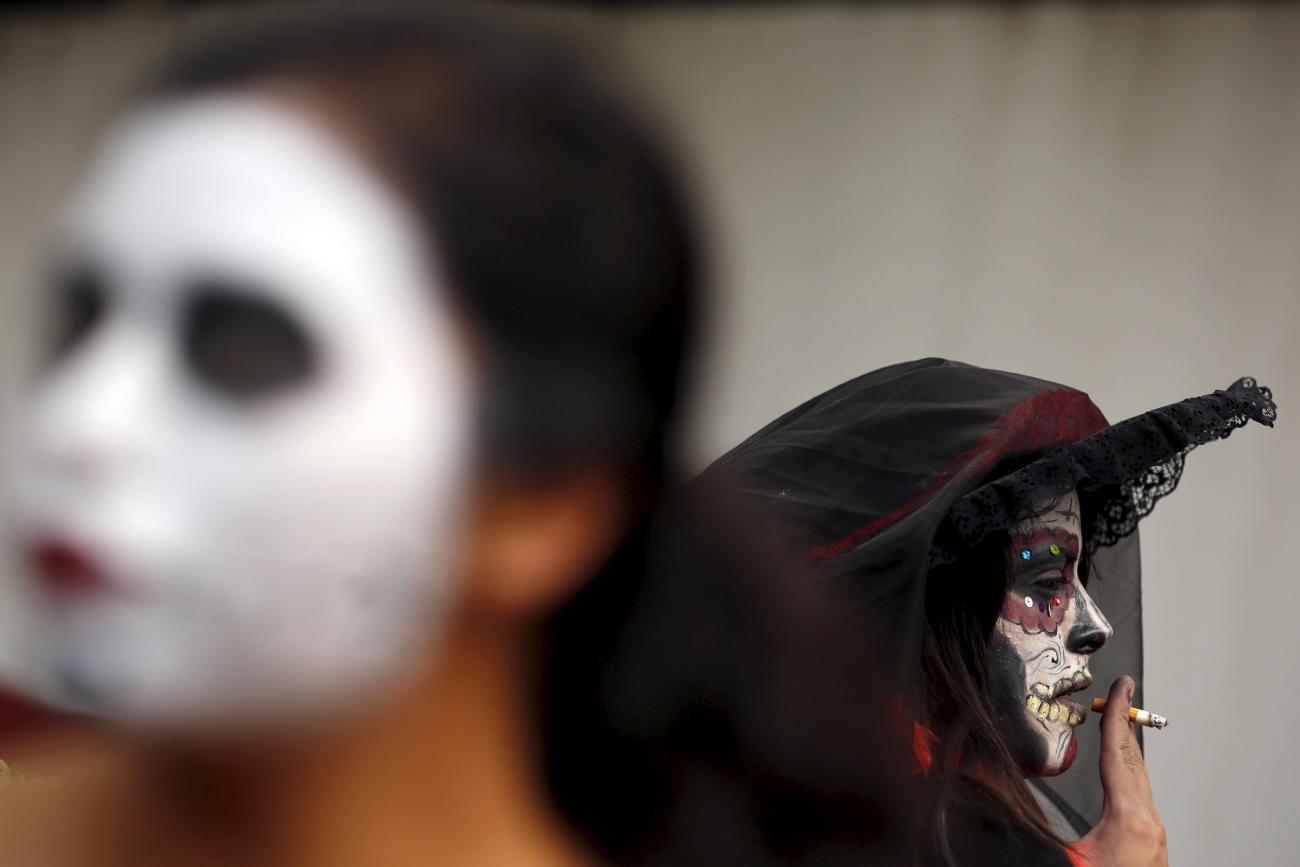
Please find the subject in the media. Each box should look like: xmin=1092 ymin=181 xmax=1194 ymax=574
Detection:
xmin=1050 ymin=595 xmax=1062 ymax=608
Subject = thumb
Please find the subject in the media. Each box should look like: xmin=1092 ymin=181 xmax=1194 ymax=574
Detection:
xmin=1097 ymin=674 xmax=1151 ymax=809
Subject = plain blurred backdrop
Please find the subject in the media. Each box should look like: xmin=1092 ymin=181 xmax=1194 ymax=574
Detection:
xmin=2 ymin=3 xmax=1297 ymax=864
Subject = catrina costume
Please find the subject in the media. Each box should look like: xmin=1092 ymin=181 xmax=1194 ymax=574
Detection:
xmin=700 ymin=358 xmax=1275 ymax=854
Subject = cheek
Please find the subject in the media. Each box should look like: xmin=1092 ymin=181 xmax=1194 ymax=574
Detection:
xmin=220 ymin=383 xmax=469 ymax=558
xmin=995 ymin=617 xmax=1064 ymax=685
xmin=990 ymin=621 xmax=1031 ymax=681
xmin=987 ymin=630 xmax=1051 ymax=769
xmin=91 ymin=372 xmax=469 ymax=614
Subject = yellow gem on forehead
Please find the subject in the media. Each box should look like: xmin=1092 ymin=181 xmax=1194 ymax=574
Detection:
xmin=1048 ymin=543 xmax=1062 ymax=556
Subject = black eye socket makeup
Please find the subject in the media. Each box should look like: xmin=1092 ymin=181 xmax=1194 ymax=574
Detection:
xmin=47 ymin=261 xmax=110 ymax=366
xmin=181 ymin=279 xmax=318 ymax=401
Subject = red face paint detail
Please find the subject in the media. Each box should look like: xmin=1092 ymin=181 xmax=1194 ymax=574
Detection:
xmin=1001 ymin=582 xmax=1074 ymax=635
xmin=809 ymin=388 xmax=1108 ymax=560
xmin=1002 ymin=528 xmax=1079 ymax=635
xmin=1061 ymin=734 xmax=1078 ymax=773
xmin=26 ymin=538 xmax=113 ymax=598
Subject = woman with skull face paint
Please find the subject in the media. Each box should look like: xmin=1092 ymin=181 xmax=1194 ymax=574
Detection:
xmin=5 ymin=9 xmax=918 ymax=867
xmin=701 ymin=358 xmax=1276 ymax=866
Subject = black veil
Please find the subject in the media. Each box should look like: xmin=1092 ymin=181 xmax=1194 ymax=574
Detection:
xmin=702 ymin=358 xmax=1275 ymax=836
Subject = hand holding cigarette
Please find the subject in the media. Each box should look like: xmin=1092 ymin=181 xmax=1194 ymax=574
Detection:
xmin=1092 ymin=697 xmax=1168 ymax=729
xmin=1076 ymin=675 xmax=1169 ymax=867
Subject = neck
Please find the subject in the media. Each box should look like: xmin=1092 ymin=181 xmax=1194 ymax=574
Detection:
xmin=125 ymin=616 xmax=590 ymax=867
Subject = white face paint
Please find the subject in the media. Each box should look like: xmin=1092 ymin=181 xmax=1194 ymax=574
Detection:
xmin=13 ymin=96 xmax=475 ymax=726
xmin=990 ymin=490 xmax=1113 ymax=776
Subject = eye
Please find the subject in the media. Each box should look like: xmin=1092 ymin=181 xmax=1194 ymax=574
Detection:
xmin=1033 ymin=577 xmax=1064 ymax=595
xmin=1031 ymin=564 xmax=1070 ymax=588
xmin=181 ymin=280 xmax=317 ymax=401
xmin=46 ymin=261 xmax=109 ymax=366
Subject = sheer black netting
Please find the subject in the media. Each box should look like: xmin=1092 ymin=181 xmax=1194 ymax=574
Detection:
xmin=937 ymin=377 xmax=1277 ymax=566
xmin=700 ymin=359 xmax=1276 ymax=847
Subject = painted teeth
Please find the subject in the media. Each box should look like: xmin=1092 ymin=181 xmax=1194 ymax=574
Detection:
xmin=1032 ymin=683 xmax=1051 ymax=699
xmin=1025 ymin=694 xmax=1085 ymax=727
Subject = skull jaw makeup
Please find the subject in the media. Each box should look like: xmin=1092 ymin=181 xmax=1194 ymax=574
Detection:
xmin=988 ymin=633 xmax=1090 ymax=777
xmin=14 ymin=95 xmax=476 ymax=728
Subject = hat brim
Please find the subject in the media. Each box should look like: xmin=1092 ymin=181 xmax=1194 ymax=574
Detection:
xmin=934 ymin=377 xmax=1276 ymax=566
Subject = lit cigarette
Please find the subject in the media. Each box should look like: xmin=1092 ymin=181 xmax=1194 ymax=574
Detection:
xmin=1090 ymin=697 xmax=1168 ymax=729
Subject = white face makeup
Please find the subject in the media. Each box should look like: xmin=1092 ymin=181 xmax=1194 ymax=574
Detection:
xmin=990 ymin=490 xmax=1113 ymax=776
xmin=13 ymin=96 xmax=475 ymax=726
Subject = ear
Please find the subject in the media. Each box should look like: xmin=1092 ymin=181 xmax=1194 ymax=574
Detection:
xmin=458 ymin=469 xmax=629 ymax=619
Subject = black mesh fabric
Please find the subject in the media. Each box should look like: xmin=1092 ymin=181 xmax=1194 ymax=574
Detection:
xmin=701 ymin=358 xmax=1276 ymax=838
xmin=939 ymin=376 xmax=1276 ymax=565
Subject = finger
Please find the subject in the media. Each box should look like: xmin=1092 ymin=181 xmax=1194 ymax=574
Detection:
xmin=1097 ymin=675 xmax=1152 ymax=807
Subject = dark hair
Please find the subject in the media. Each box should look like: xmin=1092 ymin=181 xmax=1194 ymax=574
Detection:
xmin=542 ymin=481 xmax=916 ymax=865
xmin=920 ymin=453 xmax=1090 ymax=864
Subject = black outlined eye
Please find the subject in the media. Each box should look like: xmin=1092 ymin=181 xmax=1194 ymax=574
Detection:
xmin=181 ymin=279 xmax=317 ymax=401
xmin=1033 ymin=578 xmax=1064 ymax=596
xmin=47 ymin=261 xmax=109 ymax=366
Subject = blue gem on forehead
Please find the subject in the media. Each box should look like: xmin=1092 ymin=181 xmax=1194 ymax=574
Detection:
xmin=1019 ymin=548 xmax=1032 ymax=560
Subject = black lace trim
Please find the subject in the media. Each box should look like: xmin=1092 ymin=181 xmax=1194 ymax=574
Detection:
xmin=934 ymin=378 xmax=1276 ymax=566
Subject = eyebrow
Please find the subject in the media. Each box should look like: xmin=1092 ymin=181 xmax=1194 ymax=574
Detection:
xmin=1051 ymin=504 xmax=1080 ymax=523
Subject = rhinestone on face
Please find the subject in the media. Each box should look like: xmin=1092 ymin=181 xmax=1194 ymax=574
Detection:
xmin=1020 ymin=549 xmax=1032 ymax=560
xmin=1050 ymin=595 xmax=1062 ymax=608
xmin=1048 ymin=543 xmax=1061 ymax=556
xmin=1024 ymin=596 xmax=1034 ymax=607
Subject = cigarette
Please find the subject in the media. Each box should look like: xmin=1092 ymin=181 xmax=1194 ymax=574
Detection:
xmin=1090 ymin=697 xmax=1168 ymax=729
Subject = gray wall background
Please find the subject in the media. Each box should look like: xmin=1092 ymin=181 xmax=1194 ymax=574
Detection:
xmin=2 ymin=4 xmax=1297 ymax=863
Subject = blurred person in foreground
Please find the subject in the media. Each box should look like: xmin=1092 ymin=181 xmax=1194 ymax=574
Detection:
xmin=2 ymin=9 xmax=912 ymax=867
xmin=702 ymin=358 xmax=1276 ymax=866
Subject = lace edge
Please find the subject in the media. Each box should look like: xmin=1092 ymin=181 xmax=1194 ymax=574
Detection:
xmin=931 ymin=377 xmax=1276 ymax=566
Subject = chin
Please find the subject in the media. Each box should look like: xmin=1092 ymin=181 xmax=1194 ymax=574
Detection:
xmin=1028 ymin=731 xmax=1078 ymax=777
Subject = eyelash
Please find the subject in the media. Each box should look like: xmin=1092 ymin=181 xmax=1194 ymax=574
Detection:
xmin=1033 ymin=577 xmax=1066 ymax=594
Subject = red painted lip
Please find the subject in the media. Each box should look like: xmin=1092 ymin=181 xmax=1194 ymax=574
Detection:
xmin=26 ymin=538 xmax=112 ymax=597
xmin=1061 ymin=734 xmax=1078 ymax=772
